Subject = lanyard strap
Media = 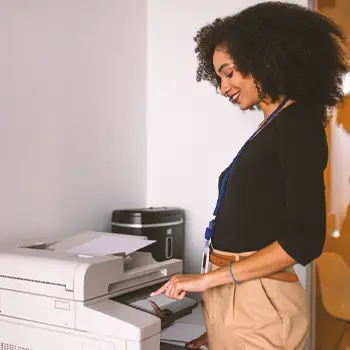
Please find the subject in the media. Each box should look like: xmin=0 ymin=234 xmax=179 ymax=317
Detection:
xmin=205 ymin=97 xmax=289 ymax=241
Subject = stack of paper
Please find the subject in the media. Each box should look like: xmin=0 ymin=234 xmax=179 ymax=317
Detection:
xmin=66 ymin=235 xmax=155 ymax=257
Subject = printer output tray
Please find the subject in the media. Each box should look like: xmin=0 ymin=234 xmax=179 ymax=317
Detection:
xmin=112 ymin=282 xmax=198 ymax=329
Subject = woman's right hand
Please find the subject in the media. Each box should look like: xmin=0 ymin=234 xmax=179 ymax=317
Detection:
xmin=185 ymin=332 xmax=208 ymax=349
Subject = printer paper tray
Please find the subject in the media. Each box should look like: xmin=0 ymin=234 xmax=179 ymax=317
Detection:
xmin=112 ymin=282 xmax=198 ymax=329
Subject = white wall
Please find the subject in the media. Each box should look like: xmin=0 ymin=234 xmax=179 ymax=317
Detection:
xmin=146 ymin=0 xmax=309 ymax=279
xmin=0 ymin=0 xmax=312 ymax=280
xmin=0 ymin=0 xmax=147 ymax=241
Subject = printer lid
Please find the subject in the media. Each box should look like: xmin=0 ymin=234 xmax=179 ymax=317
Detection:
xmin=0 ymin=232 xmax=182 ymax=301
xmin=0 ymin=245 xmax=121 ymax=300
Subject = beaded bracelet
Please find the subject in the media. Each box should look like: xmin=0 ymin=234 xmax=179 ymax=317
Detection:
xmin=229 ymin=261 xmax=241 ymax=284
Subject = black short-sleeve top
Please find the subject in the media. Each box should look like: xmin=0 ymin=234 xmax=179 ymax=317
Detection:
xmin=211 ymin=102 xmax=328 ymax=266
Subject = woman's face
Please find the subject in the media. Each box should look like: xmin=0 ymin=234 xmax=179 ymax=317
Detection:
xmin=213 ymin=47 xmax=260 ymax=110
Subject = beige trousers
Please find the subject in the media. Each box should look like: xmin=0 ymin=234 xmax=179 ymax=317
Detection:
xmin=201 ymin=250 xmax=308 ymax=350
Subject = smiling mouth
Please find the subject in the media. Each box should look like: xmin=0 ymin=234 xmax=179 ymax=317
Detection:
xmin=229 ymin=91 xmax=240 ymax=104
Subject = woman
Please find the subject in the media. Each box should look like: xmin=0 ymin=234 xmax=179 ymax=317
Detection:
xmin=151 ymin=2 xmax=348 ymax=349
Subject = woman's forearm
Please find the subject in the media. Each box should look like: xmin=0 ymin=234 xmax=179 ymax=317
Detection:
xmin=205 ymin=241 xmax=296 ymax=289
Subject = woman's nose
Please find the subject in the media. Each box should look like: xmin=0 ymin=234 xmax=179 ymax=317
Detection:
xmin=221 ymin=84 xmax=230 ymax=97
xmin=220 ymin=79 xmax=230 ymax=96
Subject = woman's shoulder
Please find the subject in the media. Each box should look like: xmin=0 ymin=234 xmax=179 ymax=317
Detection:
xmin=271 ymin=101 xmax=328 ymax=167
xmin=273 ymin=101 xmax=327 ymax=139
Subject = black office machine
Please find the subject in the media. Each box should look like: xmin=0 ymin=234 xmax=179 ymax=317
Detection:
xmin=111 ymin=207 xmax=185 ymax=262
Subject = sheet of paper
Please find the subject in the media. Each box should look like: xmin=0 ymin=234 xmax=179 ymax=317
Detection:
xmin=130 ymin=294 xmax=175 ymax=311
xmin=66 ymin=235 xmax=156 ymax=257
xmin=161 ymin=323 xmax=206 ymax=343
xmin=129 ymin=294 xmax=189 ymax=313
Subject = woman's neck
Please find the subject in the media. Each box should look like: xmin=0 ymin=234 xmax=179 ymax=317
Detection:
xmin=259 ymin=97 xmax=294 ymax=121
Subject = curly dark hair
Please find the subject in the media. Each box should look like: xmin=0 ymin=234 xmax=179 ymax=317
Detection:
xmin=194 ymin=1 xmax=348 ymax=120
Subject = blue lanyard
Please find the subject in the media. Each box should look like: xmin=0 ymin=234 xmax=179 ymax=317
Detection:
xmin=204 ymin=97 xmax=289 ymax=242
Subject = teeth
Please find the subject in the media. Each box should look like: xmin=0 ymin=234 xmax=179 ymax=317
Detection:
xmin=230 ymin=91 xmax=240 ymax=103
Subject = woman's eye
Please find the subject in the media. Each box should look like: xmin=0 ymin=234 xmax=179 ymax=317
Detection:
xmin=226 ymin=72 xmax=233 ymax=78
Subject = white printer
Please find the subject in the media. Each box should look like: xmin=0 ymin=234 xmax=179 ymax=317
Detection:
xmin=0 ymin=231 xmax=197 ymax=350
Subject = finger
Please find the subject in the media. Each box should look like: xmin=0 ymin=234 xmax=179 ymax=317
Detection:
xmin=173 ymin=285 xmax=182 ymax=300
xmin=179 ymin=290 xmax=186 ymax=300
xmin=164 ymin=283 xmax=174 ymax=298
xmin=172 ymin=280 xmax=185 ymax=300
xmin=165 ymin=281 xmax=177 ymax=299
xmin=185 ymin=341 xmax=197 ymax=349
xmin=150 ymin=280 xmax=170 ymax=297
xmin=168 ymin=282 xmax=183 ymax=300
xmin=174 ymin=289 xmax=186 ymax=300
xmin=185 ymin=338 xmax=203 ymax=349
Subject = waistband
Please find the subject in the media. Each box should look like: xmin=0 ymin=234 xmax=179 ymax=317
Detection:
xmin=213 ymin=248 xmax=256 ymax=258
xmin=209 ymin=248 xmax=298 ymax=282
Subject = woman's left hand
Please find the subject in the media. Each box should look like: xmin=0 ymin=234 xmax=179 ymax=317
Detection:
xmin=150 ymin=273 xmax=210 ymax=300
